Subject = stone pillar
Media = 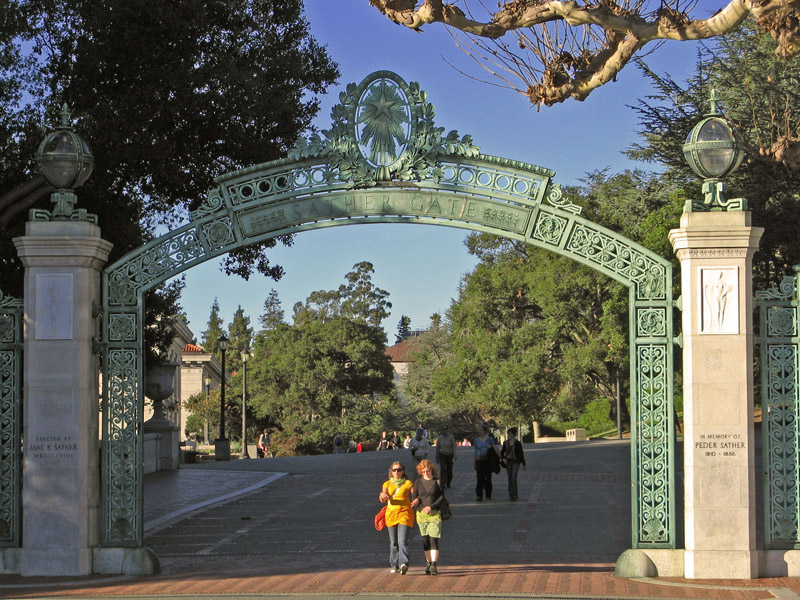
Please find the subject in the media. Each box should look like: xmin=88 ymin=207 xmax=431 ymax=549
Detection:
xmin=14 ymin=220 xmax=112 ymax=576
xmin=669 ymin=211 xmax=763 ymax=579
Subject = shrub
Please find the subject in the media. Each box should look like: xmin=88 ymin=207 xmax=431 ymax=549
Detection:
xmin=578 ymin=399 xmax=615 ymax=434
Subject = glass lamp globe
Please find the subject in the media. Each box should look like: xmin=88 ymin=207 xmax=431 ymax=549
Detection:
xmin=682 ymin=91 xmax=744 ymax=180
xmin=217 ymin=334 xmax=229 ymax=352
xmin=36 ymin=104 xmax=94 ymax=190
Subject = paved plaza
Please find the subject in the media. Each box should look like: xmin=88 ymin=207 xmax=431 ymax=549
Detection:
xmin=2 ymin=440 xmax=799 ymax=599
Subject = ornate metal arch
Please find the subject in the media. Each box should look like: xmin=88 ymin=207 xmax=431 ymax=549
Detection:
xmin=100 ymin=70 xmax=674 ymax=549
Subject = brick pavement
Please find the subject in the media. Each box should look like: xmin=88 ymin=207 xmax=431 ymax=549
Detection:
xmin=1 ymin=443 xmax=799 ymax=599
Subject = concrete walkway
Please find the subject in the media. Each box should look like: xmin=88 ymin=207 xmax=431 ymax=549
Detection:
xmin=1 ymin=441 xmax=799 ymax=599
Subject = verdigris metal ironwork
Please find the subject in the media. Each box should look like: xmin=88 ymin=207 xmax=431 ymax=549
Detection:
xmin=100 ymin=70 xmax=674 ymax=548
xmin=32 ymin=103 xmax=97 ymax=224
xmin=682 ymin=90 xmax=746 ymax=212
xmin=0 ymin=290 xmax=23 ymax=547
xmin=755 ymin=267 xmax=800 ymax=549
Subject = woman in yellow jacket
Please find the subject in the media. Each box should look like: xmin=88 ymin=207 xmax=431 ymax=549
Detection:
xmin=378 ymin=461 xmax=415 ymax=574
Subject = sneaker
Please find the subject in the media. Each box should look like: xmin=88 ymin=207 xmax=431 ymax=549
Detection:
xmin=430 ymin=562 xmax=438 ymax=575
xmin=476 ymin=496 xmax=482 ymax=502
xmin=425 ymin=563 xmax=431 ymax=575
xmin=390 ymin=567 xmax=398 ymax=573
xmin=400 ymin=564 xmax=408 ymax=575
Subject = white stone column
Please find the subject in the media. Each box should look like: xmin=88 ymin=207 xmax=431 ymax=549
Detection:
xmin=14 ymin=220 xmax=112 ymax=576
xmin=669 ymin=211 xmax=763 ymax=579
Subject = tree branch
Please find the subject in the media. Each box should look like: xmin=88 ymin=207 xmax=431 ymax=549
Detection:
xmin=368 ymin=1 xmax=800 ymax=106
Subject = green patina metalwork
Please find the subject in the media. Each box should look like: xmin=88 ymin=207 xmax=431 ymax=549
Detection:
xmin=755 ymin=269 xmax=800 ymax=549
xmin=0 ymin=291 xmax=23 ymax=547
xmin=100 ymin=70 xmax=675 ymax=549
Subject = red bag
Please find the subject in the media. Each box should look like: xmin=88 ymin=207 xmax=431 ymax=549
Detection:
xmin=374 ymin=505 xmax=387 ymax=531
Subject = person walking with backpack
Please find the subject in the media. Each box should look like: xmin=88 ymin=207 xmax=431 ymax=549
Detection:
xmin=411 ymin=459 xmax=446 ymax=575
xmin=473 ymin=423 xmax=495 ymax=501
xmin=500 ymin=427 xmax=526 ymax=500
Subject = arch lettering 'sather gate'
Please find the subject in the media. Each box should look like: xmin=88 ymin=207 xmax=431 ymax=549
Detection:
xmin=100 ymin=71 xmax=675 ymax=548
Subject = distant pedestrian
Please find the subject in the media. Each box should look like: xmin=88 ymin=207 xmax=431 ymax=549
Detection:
xmin=378 ymin=431 xmax=390 ymax=451
xmin=403 ymin=434 xmax=412 ymax=449
xmin=500 ymin=427 xmax=526 ymax=501
xmin=357 ymin=441 xmax=363 ymax=453
xmin=378 ymin=461 xmax=414 ymax=574
xmin=411 ymin=459 xmax=445 ymax=575
xmin=461 ymin=438 xmax=471 ymax=447
xmin=333 ymin=433 xmax=345 ymax=454
xmin=435 ymin=425 xmax=456 ymax=488
xmin=409 ymin=428 xmax=430 ymax=466
xmin=473 ymin=423 xmax=495 ymax=501
xmin=258 ymin=429 xmax=271 ymax=458
xmin=391 ymin=431 xmax=401 ymax=450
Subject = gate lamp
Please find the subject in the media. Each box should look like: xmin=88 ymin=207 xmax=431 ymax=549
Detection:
xmin=36 ymin=104 xmax=95 ymax=220
xmin=682 ymin=90 xmax=745 ymax=211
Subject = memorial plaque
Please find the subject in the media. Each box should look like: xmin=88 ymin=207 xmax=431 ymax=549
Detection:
xmin=35 ymin=274 xmax=73 ymax=340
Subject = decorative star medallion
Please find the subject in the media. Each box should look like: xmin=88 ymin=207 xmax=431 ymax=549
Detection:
xmin=356 ymin=79 xmax=410 ymax=169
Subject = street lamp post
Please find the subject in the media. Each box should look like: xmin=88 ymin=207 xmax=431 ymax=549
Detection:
xmin=203 ymin=375 xmax=212 ymax=444
xmin=240 ymin=350 xmax=250 ymax=459
xmin=215 ymin=334 xmax=230 ymax=461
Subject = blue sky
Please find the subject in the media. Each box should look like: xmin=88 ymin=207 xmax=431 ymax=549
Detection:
xmin=176 ymin=0 xmax=711 ymax=342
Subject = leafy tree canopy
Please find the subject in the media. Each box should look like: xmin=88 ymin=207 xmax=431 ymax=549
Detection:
xmin=0 ymin=0 xmax=338 ymax=296
xmin=292 ymin=261 xmax=392 ymax=331
xmin=626 ymin=20 xmax=800 ymax=286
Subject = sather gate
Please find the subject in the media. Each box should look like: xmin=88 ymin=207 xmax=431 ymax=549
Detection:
xmin=98 ymin=71 xmax=676 ymax=550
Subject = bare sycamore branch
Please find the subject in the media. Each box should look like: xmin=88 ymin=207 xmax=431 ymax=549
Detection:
xmin=368 ymin=0 xmax=800 ymax=106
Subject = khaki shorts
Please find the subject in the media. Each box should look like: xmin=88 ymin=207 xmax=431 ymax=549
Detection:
xmin=418 ymin=518 xmax=442 ymax=538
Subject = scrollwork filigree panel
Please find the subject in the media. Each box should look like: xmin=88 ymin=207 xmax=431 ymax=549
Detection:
xmin=633 ymin=344 xmax=672 ymax=546
xmin=565 ymin=222 xmax=667 ymax=301
xmin=763 ymin=343 xmax=800 ymax=547
xmin=0 ymin=349 xmax=20 ymax=546
xmin=102 ymin=347 xmax=140 ymax=546
xmin=106 ymin=228 xmax=206 ymax=306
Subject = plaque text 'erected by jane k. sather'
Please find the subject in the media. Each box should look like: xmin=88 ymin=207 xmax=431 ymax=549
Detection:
xmin=27 ymin=435 xmax=77 ymax=460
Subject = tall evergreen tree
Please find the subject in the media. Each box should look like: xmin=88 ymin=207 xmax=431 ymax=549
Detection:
xmin=228 ymin=305 xmax=254 ymax=374
xmin=395 ymin=315 xmax=411 ymax=344
xmin=292 ymin=261 xmax=392 ymax=332
xmin=259 ymin=288 xmax=285 ymax=332
xmin=201 ymin=298 xmax=225 ymax=361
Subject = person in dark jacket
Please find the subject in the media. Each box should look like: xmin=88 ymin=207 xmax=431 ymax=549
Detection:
xmin=500 ymin=427 xmax=526 ymax=501
xmin=411 ymin=459 xmax=445 ymax=575
xmin=473 ymin=423 xmax=495 ymax=501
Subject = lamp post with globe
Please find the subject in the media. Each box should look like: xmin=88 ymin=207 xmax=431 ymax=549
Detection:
xmin=682 ymin=90 xmax=746 ymax=212
xmin=34 ymin=104 xmax=96 ymax=222
xmin=215 ymin=334 xmax=230 ymax=461
xmin=240 ymin=350 xmax=250 ymax=459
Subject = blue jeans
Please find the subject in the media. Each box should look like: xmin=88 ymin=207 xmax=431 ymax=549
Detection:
xmin=387 ymin=523 xmax=410 ymax=568
xmin=505 ymin=460 xmax=520 ymax=499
